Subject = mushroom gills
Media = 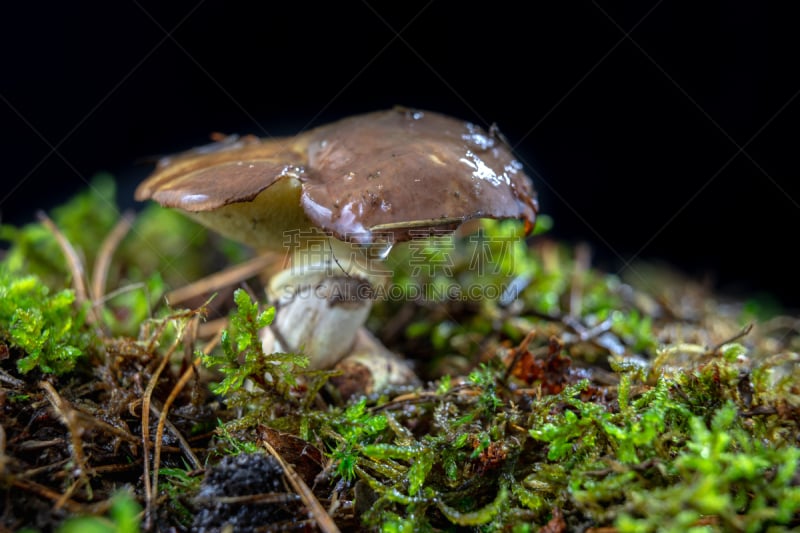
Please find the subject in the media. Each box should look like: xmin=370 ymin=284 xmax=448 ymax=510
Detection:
xmin=187 ymin=176 xmax=313 ymax=251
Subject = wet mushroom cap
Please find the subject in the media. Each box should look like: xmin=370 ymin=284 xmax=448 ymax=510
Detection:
xmin=135 ymin=107 xmax=538 ymax=248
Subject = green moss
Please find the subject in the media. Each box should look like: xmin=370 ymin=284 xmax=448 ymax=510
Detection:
xmin=1 ymin=174 xmax=118 ymax=285
xmin=0 ymin=271 xmax=91 ymax=374
xmin=616 ymin=403 xmax=800 ymax=532
xmin=3 ymin=179 xmax=800 ymax=531
xmin=157 ymin=468 xmax=204 ymax=527
xmin=200 ymin=288 xmax=335 ymax=432
xmin=58 ymin=490 xmax=141 ymax=533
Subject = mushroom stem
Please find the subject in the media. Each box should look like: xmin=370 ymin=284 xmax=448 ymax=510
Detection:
xmin=262 ymin=234 xmax=390 ymax=369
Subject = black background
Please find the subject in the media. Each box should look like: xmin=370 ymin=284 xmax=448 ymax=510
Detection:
xmin=2 ymin=2 xmax=798 ymax=307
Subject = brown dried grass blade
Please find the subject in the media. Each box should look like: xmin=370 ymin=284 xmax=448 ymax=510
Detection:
xmin=165 ymin=251 xmax=280 ymax=306
xmin=260 ymin=435 xmax=340 ymax=533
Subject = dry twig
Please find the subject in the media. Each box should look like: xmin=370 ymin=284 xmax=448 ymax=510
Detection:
xmin=261 ymin=437 xmax=341 ymax=533
xmin=91 ymin=210 xmax=134 ymax=305
xmin=39 ymin=381 xmax=93 ymax=508
xmin=140 ymin=313 xmax=193 ymax=529
xmin=165 ymin=252 xmax=278 ymax=306
xmin=37 ymin=211 xmax=102 ymax=326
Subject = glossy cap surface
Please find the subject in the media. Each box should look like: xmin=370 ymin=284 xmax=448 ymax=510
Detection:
xmin=135 ymin=108 xmax=538 ymax=247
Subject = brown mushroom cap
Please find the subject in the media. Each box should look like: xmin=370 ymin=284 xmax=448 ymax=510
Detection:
xmin=135 ymin=107 xmax=538 ymax=248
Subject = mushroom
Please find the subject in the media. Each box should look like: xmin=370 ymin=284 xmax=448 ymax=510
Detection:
xmin=135 ymin=107 xmax=538 ymax=391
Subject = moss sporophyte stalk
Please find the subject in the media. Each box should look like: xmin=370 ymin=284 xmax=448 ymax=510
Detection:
xmin=2 ymin=175 xmax=800 ymax=528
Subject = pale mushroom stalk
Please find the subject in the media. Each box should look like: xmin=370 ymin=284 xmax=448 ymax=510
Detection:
xmin=262 ymin=232 xmax=392 ymax=370
xmin=135 ymin=107 xmax=538 ymax=395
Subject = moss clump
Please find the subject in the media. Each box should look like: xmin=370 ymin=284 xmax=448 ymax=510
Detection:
xmin=57 ymin=490 xmax=141 ymax=533
xmin=1 ymin=180 xmax=799 ymax=531
xmin=201 ymin=288 xmax=332 ymax=431
xmin=615 ymin=402 xmax=800 ymax=532
xmin=0 ymin=271 xmax=91 ymax=374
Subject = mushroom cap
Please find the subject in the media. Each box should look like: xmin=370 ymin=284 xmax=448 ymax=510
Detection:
xmin=135 ymin=107 xmax=538 ymax=248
